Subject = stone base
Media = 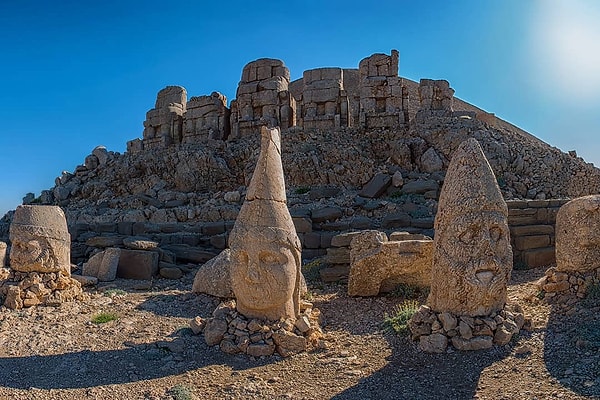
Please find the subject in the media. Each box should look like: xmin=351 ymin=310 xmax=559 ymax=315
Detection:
xmin=0 ymin=268 xmax=84 ymax=309
xmin=408 ymin=304 xmax=529 ymax=353
xmin=538 ymin=266 xmax=600 ymax=299
xmin=191 ymin=299 xmax=324 ymax=357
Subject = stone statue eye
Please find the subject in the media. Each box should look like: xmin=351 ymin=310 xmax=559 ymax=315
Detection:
xmin=259 ymin=252 xmax=281 ymax=264
xmin=459 ymin=226 xmax=479 ymax=244
xmin=239 ymin=252 xmax=249 ymax=264
xmin=490 ymin=226 xmax=502 ymax=241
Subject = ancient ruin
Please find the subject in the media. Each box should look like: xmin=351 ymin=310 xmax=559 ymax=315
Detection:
xmin=347 ymin=230 xmax=432 ymax=296
xmin=0 ymin=205 xmax=82 ymax=308
xmin=537 ymin=195 xmax=600 ymax=299
xmin=409 ymin=139 xmax=525 ymax=352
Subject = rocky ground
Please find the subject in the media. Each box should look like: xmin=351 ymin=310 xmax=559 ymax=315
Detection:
xmin=0 ymin=266 xmax=598 ymax=400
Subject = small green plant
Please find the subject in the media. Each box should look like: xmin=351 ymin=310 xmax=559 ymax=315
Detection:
xmin=103 ymin=288 xmax=127 ymax=297
xmin=295 ymin=186 xmax=311 ymax=195
xmin=383 ymin=300 xmax=420 ymax=335
xmin=386 ymin=283 xmax=428 ymax=300
xmin=91 ymin=312 xmax=119 ymax=324
xmin=390 ymin=191 xmax=403 ymax=199
xmin=536 ymin=290 xmax=546 ymax=300
xmin=302 ymin=258 xmax=324 ymax=282
xmin=167 ymin=384 xmax=195 ymax=400
xmin=303 ymin=290 xmax=314 ymax=301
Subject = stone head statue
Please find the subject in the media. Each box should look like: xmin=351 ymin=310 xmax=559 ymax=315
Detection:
xmin=229 ymin=126 xmax=301 ymax=321
xmin=9 ymin=205 xmax=71 ymax=274
xmin=428 ymin=139 xmax=512 ymax=316
xmin=555 ymin=195 xmax=600 ymax=273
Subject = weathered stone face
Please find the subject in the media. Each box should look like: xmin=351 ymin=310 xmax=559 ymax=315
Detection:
xmin=229 ymin=126 xmax=301 ymax=321
xmin=555 ymin=195 xmax=600 ymax=273
xmin=230 ymin=229 xmax=299 ymax=320
xmin=9 ymin=205 xmax=71 ymax=274
xmin=427 ymin=138 xmax=512 ymax=316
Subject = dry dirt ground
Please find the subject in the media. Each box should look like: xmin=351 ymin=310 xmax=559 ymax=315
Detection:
xmin=0 ymin=266 xmax=599 ymax=400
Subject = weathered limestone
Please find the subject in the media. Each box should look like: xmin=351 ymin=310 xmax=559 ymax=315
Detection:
xmin=1 ymin=205 xmax=82 ymax=308
xmin=81 ymin=247 xmax=121 ymax=281
xmin=10 ymin=205 xmax=71 ymax=274
xmin=358 ymin=50 xmax=408 ymax=129
xmin=300 ymin=68 xmax=350 ymax=130
xmin=229 ymin=126 xmax=302 ymax=321
xmin=230 ymin=59 xmax=295 ymax=138
xmin=409 ymin=139 xmax=523 ymax=352
xmin=348 ymin=231 xmax=432 ymax=296
xmin=142 ymin=86 xmax=187 ymax=149
xmin=537 ymin=195 xmax=600 ymax=298
xmin=192 ymin=248 xmax=234 ymax=298
xmin=418 ymin=79 xmax=454 ymax=112
xmin=183 ymin=92 xmax=230 ymax=143
xmin=0 ymin=241 xmax=6 ymax=267
xmin=428 ymin=138 xmax=512 ymax=316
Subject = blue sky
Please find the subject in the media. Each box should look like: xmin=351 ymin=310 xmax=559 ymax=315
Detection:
xmin=1 ymin=0 xmax=599 ymax=216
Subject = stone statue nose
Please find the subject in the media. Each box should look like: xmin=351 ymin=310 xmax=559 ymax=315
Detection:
xmin=247 ymin=260 xmax=261 ymax=283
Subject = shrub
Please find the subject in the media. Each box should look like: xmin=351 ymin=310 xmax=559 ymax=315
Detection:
xmin=167 ymin=384 xmax=195 ymax=400
xmin=302 ymin=258 xmax=324 ymax=282
xmin=386 ymin=283 xmax=428 ymax=300
xmin=103 ymin=288 xmax=127 ymax=297
xmin=383 ymin=300 xmax=420 ymax=335
xmin=91 ymin=312 xmax=119 ymax=324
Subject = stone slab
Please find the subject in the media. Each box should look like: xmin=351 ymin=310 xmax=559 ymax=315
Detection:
xmin=117 ymin=249 xmax=159 ymax=280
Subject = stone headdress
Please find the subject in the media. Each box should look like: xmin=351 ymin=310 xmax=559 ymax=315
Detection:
xmin=9 ymin=205 xmax=70 ymax=242
xmin=229 ymin=126 xmax=301 ymax=251
xmin=434 ymin=138 xmax=507 ymax=230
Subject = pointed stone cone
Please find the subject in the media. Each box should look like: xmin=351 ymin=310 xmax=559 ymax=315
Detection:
xmin=434 ymin=139 xmax=507 ymax=230
xmin=427 ymin=138 xmax=512 ymax=316
xmin=231 ymin=126 xmax=295 ymax=235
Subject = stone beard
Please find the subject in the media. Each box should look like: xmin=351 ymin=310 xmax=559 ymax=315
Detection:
xmin=230 ymin=227 xmax=301 ymax=321
xmin=429 ymin=210 xmax=512 ymax=316
xmin=10 ymin=228 xmax=70 ymax=274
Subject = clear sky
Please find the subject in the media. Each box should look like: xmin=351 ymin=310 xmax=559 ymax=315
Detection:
xmin=1 ymin=0 xmax=599 ymax=216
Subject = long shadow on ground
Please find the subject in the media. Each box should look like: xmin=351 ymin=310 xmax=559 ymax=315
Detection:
xmin=543 ymin=296 xmax=600 ymax=398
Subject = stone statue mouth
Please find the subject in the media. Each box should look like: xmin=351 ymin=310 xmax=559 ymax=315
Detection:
xmin=475 ymin=269 xmax=495 ymax=285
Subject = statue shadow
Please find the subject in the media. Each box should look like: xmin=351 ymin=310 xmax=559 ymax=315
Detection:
xmin=313 ymin=287 xmax=514 ymax=400
xmin=135 ymin=291 xmax=222 ymax=319
xmin=543 ymin=297 xmax=600 ymax=398
xmin=0 ymin=334 xmax=275 ymax=390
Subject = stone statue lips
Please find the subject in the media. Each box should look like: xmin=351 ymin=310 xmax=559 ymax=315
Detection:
xmin=474 ymin=260 xmax=499 ymax=286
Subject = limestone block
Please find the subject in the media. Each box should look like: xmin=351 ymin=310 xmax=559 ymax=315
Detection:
xmin=325 ymin=247 xmax=351 ymax=265
xmin=358 ymin=173 xmax=391 ymax=198
xmin=381 ymin=213 xmax=411 ymax=229
xmin=420 ymin=148 xmax=443 ymax=173
xmin=522 ymin=247 xmax=555 ymax=268
xmin=510 ymin=225 xmax=554 ymax=236
xmin=162 ymin=244 xmax=217 ymax=264
xmin=292 ymin=217 xmax=312 ymax=234
xmin=514 ymin=235 xmax=550 ymax=251
xmin=331 ymin=232 xmax=364 ymax=248
xmin=9 ymin=205 xmax=71 ymax=274
xmin=0 ymin=241 xmax=6 ymax=267
xmin=192 ymin=249 xmax=234 ymax=298
xmin=311 ymin=207 xmax=342 ymax=223
xmin=555 ymin=195 xmax=600 ymax=274
xmin=348 ymin=232 xmax=432 ymax=296
xmin=400 ymin=180 xmax=440 ymax=195
xmin=155 ymin=86 xmax=186 ymax=109
xmin=117 ymin=249 xmax=159 ymax=280
xmin=427 ymin=139 xmax=512 ymax=317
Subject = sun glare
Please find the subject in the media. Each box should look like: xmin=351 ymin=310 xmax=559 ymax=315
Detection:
xmin=530 ymin=0 xmax=600 ymax=102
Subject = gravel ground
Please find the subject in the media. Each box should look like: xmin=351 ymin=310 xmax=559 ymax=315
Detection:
xmin=0 ymin=267 xmax=598 ymax=400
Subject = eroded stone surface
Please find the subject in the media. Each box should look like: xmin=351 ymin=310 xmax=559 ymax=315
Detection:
xmin=348 ymin=231 xmax=432 ymax=296
xmin=229 ymin=126 xmax=302 ymax=322
xmin=427 ymin=139 xmax=512 ymax=317
xmin=192 ymin=249 xmax=234 ymax=298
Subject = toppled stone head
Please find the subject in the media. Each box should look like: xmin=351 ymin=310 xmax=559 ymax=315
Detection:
xmin=9 ymin=205 xmax=71 ymax=274
xmin=229 ymin=126 xmax=301 ymax=321
xmin=427 ymin=138 xmax=512 ymax=316
xmin=555 ymin=195 xmax=600 ymax=274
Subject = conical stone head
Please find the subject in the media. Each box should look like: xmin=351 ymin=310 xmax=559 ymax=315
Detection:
xmin=229 ymin=126 xmax=301 ymax=321
xmin=427 ymin=138 xmax=512 ymax=316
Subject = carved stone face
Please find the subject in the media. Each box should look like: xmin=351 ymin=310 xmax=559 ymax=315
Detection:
xmin=9 ymin=233 xmax=69 ymax=274
xmin=432 ymin=211 xmax=512 ymax=316
xmin=230 ymin=233 xmax=299 ymax=321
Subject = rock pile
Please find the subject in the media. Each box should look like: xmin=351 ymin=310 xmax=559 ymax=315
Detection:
xmin=539 ymin=267 xmax=600 ymax=300
xmin=190 ymin=299 xmax=324 ymax=357
xmin=408 ymin=303 xmax=528 ymax=353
